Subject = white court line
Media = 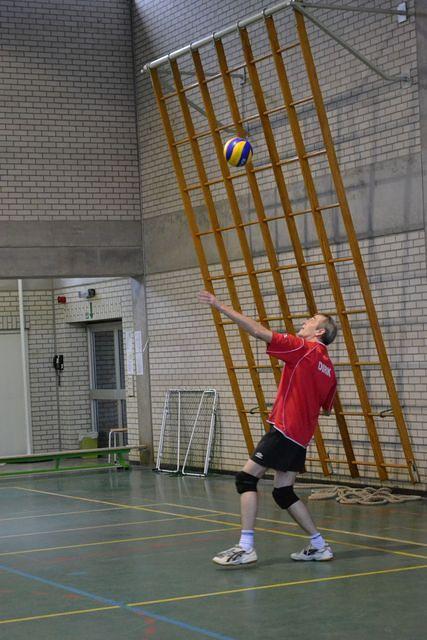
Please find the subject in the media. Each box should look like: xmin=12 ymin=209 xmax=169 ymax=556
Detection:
xmin=10 ymin=487 xmax=426 ymax=561
xmin=163 ymin=502 xmax=427 ymax=549
xmin=0 ymin=516 xmax=185 ymax=540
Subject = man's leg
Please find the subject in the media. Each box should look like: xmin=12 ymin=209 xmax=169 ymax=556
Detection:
xmin=212 ymin=459 xmax=265 ymax=566
xmin=273 ymin=471 xmax=333 ymax=561
xmin=240 ymin=459 xmax=266 ymax=530
xmin=274 ymin=470 xmax=317 ymax=534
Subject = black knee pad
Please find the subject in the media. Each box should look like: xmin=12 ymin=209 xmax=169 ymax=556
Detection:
xmin=272 ymin=486 xmax=299 ymax=509
xmin=235 ymin=471 xmax=259 ymax=494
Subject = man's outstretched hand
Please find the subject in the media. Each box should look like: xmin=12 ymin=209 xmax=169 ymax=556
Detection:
xmin=198 ymin=290 xmax=272 ymax=343
xmin=198 ymin=290 xmax=218 ymax=307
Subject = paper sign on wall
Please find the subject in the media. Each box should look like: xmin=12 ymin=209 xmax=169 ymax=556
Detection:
xmin=135 ymin=330 xmax=144 ymax=375
xmin=125 ymin=330 xmax=135 ymax=375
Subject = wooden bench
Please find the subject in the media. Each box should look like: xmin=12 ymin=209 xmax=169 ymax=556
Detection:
xmin=0 ymin=446 xmax=146 ymax=477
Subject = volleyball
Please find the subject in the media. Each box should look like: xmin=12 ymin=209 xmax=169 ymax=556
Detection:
xmin=223 ymin=137 xmax=253 ymax=167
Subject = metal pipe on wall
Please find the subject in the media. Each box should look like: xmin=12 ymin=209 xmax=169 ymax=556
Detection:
xmin=141 ymin=0 xmax=410 ymax=85
xmin=18 ymin=279 xmax=33 ymax=454
xmin=142 ymin=0 xmax=293 ymax=71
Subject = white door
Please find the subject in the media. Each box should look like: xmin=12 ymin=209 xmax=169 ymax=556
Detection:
xmin=88 ymin=323 xmax=127 ymax=448
xmin=0 ymin=332 xmax=29 ymax=455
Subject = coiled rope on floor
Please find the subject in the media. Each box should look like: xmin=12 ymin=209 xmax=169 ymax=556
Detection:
xmin=306 ymin=485 xmax=423 ymax=505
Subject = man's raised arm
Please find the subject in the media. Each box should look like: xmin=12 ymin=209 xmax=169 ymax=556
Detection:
xmin=198 ymin=290 xmax=273 ymax=343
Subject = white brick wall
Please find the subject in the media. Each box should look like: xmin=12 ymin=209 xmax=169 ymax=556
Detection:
xmin=133 ymin=0 xmax=426 ymax=489
xmin=145 ymin=229 xmax=427 ymax=489
xmin=27 ymin=291 xmax=59 ymax=451
xmin=135 ymin=0 xmax=420 ymax=220
xmin=0 ymin=1 xmax=423 ymax=491
xmin=53 ymin=278 xmax=140 ymax=451
xmin=0 ymin=279 xmax=141 ymax=454
xmin=0 ymin=0 xmax=140 ymax=221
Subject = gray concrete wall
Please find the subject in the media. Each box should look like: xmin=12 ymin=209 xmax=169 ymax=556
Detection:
xmin=143 ymin=154 xmax=424 ymax=274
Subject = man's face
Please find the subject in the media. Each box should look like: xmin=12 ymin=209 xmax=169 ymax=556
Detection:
xmin=297 ymin=314 xmax=326 ymax=341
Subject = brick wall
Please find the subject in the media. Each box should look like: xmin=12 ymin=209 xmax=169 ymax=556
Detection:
xmin=0 ymin=0 xmax=140 ymax=222
xmin=146 ymin=230 xmax=427 ymax=488
xmin=132 ymin=0 xmax=426 ymax=489
xmin=0 ymin=1 xmax=424 ymax=489
xmin=27 ymin=290 xmax=59 ymax=451
xmin=135 ymin=0 xmax=419 ymax=221
xmin=0 ymin=278 xmax=141 ymax=454
xmin=53 ymin=278 xmax=140 ymax=451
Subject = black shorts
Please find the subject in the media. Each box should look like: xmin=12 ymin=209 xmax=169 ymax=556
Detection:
xmin=250 ymin=426 xmax=306 ymax=472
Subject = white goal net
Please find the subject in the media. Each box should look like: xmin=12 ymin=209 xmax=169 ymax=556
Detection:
xmin=155 ymin=388 xmax=217 ymax=476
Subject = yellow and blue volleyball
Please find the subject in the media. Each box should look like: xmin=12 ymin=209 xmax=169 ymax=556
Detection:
xmin=223 ymin=137 xmax=253 ymax=167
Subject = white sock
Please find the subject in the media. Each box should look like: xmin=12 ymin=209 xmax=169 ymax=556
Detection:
xmin=310 ymin=532 xmax=326 ymax=549
xmin=239 ymin=529 xmax=254 ymax=551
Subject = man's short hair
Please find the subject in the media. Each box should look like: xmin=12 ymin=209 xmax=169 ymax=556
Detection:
xmin=317 ymin=314 xmax=337 ymax=345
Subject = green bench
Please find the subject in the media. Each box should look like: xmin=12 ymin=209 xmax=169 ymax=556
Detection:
xmin=0 ymin=446 xmax=144 ymax=477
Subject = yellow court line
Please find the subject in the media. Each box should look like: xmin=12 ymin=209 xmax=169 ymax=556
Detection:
xmin=0 ymin=507 xmax=125 ymax=523
xmin=163 ymin=502 xmax=427 ymax=549
xmin=381 ymin=525 xmax=427 ymax=534
xmin=0 ymin=484 xmax=25 ymax=489
xmin=129 ymin=563 xmax=427 ymax=607
xmin=181 ymin=513 xmax=427 ymax=559
xmin=13 ymin=487 xmax=426 ymax=561
xmin=1 ymin=513 xmax=423 ymax=562
xmin=14 ymin=486 xmax=220 ymax=518
xmin=10 ymin=486 xmax=242 ymax=526
xmin=0 ymin=605 xmax=119 ymax=625
xmin=17 ymin=486 xmax=426 ymax=547
xmin=0 ymin=516 xmax=185 ymax=540
xmin=252 ymin=524 xmax=427 ymax=560
xmin=0 ymin=502 xmax=174 ymax=524
xmin=12 ymin=487 xmax=233 ymax=529
xmin=0 ymin=527 xmax=235 ymax=557
xmin=1 ymin=563 xmax=426 ymax=626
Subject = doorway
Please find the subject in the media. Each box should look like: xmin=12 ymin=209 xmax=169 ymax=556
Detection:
xmin=88 ymin=322 xmax=127 ymax=448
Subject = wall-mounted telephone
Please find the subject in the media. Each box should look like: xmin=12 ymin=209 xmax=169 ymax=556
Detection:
xmin=53 ymin=355 xmax=64 ymax=386
xmin=53 ymin=355 xmax=64 ymax=371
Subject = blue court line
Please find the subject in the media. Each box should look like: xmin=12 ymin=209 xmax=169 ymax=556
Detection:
xmin=0 ymin=562 xmax=237 ymax=640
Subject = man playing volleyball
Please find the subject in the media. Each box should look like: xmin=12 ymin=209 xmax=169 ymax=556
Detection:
xmin=198 ymin=290 xmax=337 ymax=566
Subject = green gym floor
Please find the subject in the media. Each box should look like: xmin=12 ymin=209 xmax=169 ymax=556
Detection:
xmin=0 ymin=468 xmax=425 ymax=639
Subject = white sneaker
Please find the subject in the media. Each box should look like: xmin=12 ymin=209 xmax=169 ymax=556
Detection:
xmin=212 ymin=545 xmax=258 ymax=566
xmin=291 ymin=544 xmax=334 ymax=561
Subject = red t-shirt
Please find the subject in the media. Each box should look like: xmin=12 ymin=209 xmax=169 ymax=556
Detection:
xmin=266 ymin=332 xmax=337 ymax=448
